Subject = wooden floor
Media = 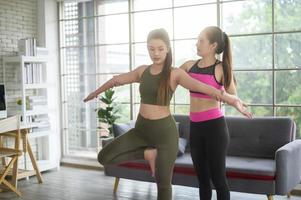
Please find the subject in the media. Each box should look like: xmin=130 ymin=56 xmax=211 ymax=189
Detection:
xmin=1 ymin=166 xmax=301 ymax=200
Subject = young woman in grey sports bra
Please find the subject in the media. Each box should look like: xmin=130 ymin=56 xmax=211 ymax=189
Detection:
xmin=84 ymin=28 xmax=251 ymax=200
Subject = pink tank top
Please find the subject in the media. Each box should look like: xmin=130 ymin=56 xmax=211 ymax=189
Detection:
xmin=188 ymin=59 xmax=224 ymax=122
xmin=188 ymin=59 xmax=224 ymax=99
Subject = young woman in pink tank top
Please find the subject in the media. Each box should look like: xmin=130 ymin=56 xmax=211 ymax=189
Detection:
xmin=179 ymin=26 xmax=251 ymax=200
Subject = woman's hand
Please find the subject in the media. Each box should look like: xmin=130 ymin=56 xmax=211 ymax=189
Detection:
xmin=231 ymin=97 xmax=252 ymax=119
xmin=83 ymin=91 xmax=97 ymax=102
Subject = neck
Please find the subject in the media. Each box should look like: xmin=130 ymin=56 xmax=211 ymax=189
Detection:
xmin=151 ymin=63 xmax=164 ymax=71
xmin=201 ymin=54 xmax=216 ymax=67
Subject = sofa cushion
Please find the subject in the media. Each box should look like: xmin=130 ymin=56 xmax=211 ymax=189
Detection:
xmin=226 ymin=156 xmax=276 ymax=180
xmin=118 ymin=154 xmax=196 ymax=175
xmin=173 ymin=154 xmax=275 ymax=180
xmin=172 ymin=154 xmax=276 ymax=181
xmin=226 ymin=117 xmax=295 ymax=159
xmin=173 ymin=153 xmax=195 ymax=175
xmin=116 ymin=154 xmax=276 ymax=181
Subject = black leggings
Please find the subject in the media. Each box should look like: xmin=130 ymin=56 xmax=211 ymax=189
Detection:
xmin=190 ymin=116 xmax=230 ymax=200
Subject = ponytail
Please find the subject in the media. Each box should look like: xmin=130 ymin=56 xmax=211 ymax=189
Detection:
xmin=222 ymin=32 xmax=233 ymax=89
xmin=204 ymin=27 xmax=235 ymax=89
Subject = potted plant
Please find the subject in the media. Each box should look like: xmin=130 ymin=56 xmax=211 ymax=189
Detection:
xmin=96 ymin=88 xmax=120 ymax=138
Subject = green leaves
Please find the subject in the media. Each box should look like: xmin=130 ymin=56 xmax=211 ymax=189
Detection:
xmin=105 ymin=89 xmax=114 ymax=99
xmin=99 ymin=90 xmax=115 ymax=104
xmin=96 ymin=88 xmax=120 ymax=136
xmin=100 ymin=97 xmax=111 ymax=104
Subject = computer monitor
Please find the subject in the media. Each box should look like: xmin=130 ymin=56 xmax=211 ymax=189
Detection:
xmin=0 ymin=84 xmax=7 ymax=119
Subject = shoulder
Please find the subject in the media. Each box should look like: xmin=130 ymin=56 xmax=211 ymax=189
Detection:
xmin=215 ymin=62 xmax=224 ymax=75
xmin=180 ymin=60 xmax=198 ymax=71
xmin=214 ymin=61 xmax=225 ymax=84
xmin=171 ymin=67 xmax=187 ymax=80
xmin=135 ymin=65 xmax=149 ymax=71
xmin=171 ymin=67 xmax=183 ymax=74
xmin=135 ymin=65 xmax=149 ymax=75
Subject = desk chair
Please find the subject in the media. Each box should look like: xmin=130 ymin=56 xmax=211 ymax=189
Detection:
xmin=0 ymin=115 xmax=22 ymax=196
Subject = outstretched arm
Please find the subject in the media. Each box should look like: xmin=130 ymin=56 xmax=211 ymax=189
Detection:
xmin=175 ymin=68 xmax=232 ymax=103
xmin=175 ymin=68 xmax=252 ymax=118
xmin=83 ymin=65 xmax=147 ymax=102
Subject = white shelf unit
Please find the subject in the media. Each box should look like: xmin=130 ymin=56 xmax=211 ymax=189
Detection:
xmin=3 ymin=55 xmax=58 ymax=172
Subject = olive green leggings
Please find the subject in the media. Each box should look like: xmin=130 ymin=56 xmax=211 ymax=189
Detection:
xmin=98 ymin=114 xmax=179 ymax=200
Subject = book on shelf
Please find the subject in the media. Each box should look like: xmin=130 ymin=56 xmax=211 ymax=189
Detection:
xmin=28 ymin=96 xmax=47 ymax=102
xmin=32 ymin=126 xmax=51 ymax=133
xmin=18 ymin=38 xmax=37 ymax=56
xmin=18 ymin=38 xmax=47 ymax=85
xmin=24 ymin=63 xmax=44 ymax=84
xmin=26 ymin=114 xmax=51 ymax=132
xmin=31 ymin=118 xmax=51 ymax=132
xmin=28 ymin=96 xmax=47 ymax=105
xmin=25 ymin=63 xmax=32 ymax=84
xmin=33 ymin=114 xmax=50 ymax=122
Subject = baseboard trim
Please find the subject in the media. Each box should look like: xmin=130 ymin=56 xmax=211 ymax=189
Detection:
xmin=60 ymin=157 xmax=103 ymax=171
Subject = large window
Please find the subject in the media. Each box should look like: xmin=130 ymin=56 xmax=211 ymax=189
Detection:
xmin=221 ymin=0 xmax=301 ymax=139
xmin=59 ymin=0 xmax=301 ymax=158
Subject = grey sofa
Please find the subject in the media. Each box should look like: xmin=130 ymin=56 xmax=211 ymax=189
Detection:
xmin=102 ymin=115 xmax=301 ymax=200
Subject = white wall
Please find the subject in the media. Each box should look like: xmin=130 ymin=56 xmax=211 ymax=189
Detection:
xmin=0 ymin=0 xmax=61 ymax=170
xmin=0 ymin=0 xmax=37 ymax=90
xmin=0 ymin=0 xmax=37 ymax=57
xmin=0 ymin=0 xmax=38 ymax=166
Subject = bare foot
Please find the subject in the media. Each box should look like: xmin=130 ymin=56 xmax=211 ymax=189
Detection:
xmin=144 ymin=148 xmax=157 ymax=177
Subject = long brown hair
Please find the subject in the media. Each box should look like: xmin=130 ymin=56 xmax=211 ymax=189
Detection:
xmin=204 ymin=26 xmax=233 ymax=89
xmin=147 ymin=28 xmax=172 ymax=105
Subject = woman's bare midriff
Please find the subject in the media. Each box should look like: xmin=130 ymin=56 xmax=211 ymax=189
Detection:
xmin=139 ymin=103 xmax=171 ymax=120
xmin=190 ymin=96 xmax=221 ymax=112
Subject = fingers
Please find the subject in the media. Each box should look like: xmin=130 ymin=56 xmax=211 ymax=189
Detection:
xmin=83 ymin=91 xmax=97 ymax=102
xmin=241 ymin=103 xmax=252 ymax=119
xmin=241 ymin=107 xmax=252 ymax=119
xmin=236 ymin=101 xmax=252 ymax=119
xmin=244 ymin=111 xmax=253 ymax=119
xmin=83 ymin=95 xmax=93 ymax=102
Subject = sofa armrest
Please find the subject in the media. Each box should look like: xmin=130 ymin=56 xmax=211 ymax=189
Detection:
xmin=275 ymin=139 xmax=301 ymax=194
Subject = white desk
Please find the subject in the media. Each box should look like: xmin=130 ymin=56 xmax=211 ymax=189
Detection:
xmin=0 ymin=124 xmax=43 ymax=188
